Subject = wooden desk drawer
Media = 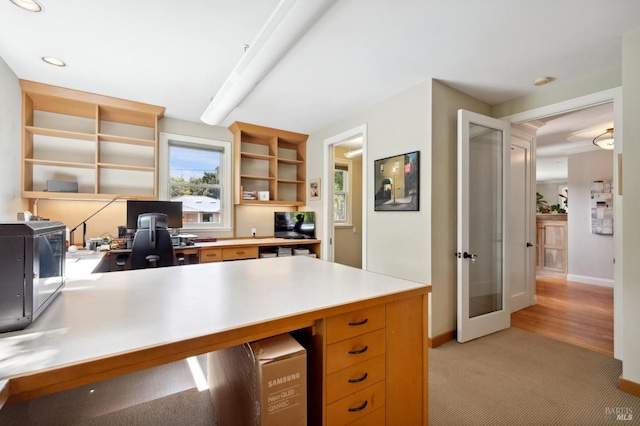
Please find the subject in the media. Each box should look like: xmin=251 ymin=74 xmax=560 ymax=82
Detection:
xmin=175 ymin=248 xmax=199 ymax=255
xmin=222 ymin=246 xmax=258 ymax=260
xmin=326 ymin=380 xmax=385 ymax=426
xmin=199 ymin=248 xmax=222 ymax=263
xmin=327 ymin=328 xmax=385 ymax=374
xmin=349 ymin=407 xmax=385 ymax=426
xmin=327 ymin=355 xmax=385 ymax=403
xmin=326 ymin=304 xmax=385 ymax=344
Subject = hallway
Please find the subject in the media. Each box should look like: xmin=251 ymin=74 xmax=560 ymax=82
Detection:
xmin=511 ymin=276 xmax=614 ymax=356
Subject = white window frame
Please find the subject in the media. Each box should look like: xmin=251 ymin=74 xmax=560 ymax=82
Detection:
xmin=334 ymin=158 xmax=353 ymax=227
xmin=159 ymin=132 xmax=232 ymax=231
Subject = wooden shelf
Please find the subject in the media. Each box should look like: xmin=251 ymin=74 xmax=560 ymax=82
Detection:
xmin=97 ymin=163 xmax=156 ymax=172
xmin=240 ymin=174 xmax=276 ymax=181
xmin=25 ymin=126 xmax=96 ymax=141
xmin=240 ymin=152 xmax=275 ymax=161
xmin=20 ymin=80 xmax=165 ymax=200
xmin=278 ymin=178 xmax=304 ymax=183
xmin=230 ymin=121 xmax=307 ymax=206
xmin=25 ymin=158 xmax=95 ymax=169
xmin=278 ymin=158 xmax=304 ymax=165
xmin=98 ymin=133 xmax=156 ymax=147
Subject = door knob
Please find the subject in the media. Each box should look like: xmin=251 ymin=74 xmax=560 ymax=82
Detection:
xmin=463 ymin=252 xmax=478 ymax=264
xmin=526 ymin=242 xmax=533 ymax=247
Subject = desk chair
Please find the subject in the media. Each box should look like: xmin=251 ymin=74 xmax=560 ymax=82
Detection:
xmin=130 ymin=213 xmax=176 ymax=269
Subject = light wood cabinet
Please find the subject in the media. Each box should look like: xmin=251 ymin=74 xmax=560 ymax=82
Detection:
xmin=536 ymin=214 xmax=568 ymax=278
xmin=301 ymin=297 xmax=426 ymax=426
xmin=229 ymin=121 xmax=307 ymax=206
xmin=199 ymin=247 xmax=222 ymax=263
xmin=20 ymin=80 xmax=165 ymax=200
xmin=221 ymin=246 xmax=259 ymax=261
xmin=325 ymin=307 xmax=386 ymax=425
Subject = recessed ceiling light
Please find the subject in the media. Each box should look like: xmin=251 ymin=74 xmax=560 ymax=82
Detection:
xmin=42 ymin=56 xmax=65 ymax=67
xmin=533 ymin=76 xmax=555 ymax=86
xmin=10 ymin=0 xmax=43 ymax=12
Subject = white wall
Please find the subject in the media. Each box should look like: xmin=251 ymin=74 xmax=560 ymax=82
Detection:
xmin=0 ymin=57 xmax=27 ymax=219
xmin=567 ymin=150 xmax=614 ymax=284
xmin=492 ymin=66 xmax=621 ymax=119
xmin=621 ymin=28 xmax=640 ymax=387
xmin=307 ymin=81 xmax=431 ymax=284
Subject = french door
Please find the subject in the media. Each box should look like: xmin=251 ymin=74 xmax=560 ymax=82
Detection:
xmin=457 ymin=109 xmax=511 ymax=343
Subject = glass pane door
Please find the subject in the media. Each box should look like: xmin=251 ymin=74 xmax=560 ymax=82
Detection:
xmin=457 ymin=109 xmax=511 ymax=343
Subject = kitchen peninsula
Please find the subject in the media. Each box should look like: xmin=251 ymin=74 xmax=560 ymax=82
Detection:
xmin=0 ymin=256 xmax=430 ymax=425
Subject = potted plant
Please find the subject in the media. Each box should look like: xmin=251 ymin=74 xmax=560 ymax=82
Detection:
xmin=536 ymin=192 xmax=550 ymax=213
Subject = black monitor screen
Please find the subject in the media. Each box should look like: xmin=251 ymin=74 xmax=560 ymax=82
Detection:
xmin=127 ymin=200 xmax=183 ymax=230
xmin=274 ymin=212 xmax=315 ymax=239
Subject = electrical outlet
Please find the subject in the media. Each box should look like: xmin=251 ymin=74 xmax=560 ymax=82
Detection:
xmin=251 ymin=228 xmax=256 ymax=237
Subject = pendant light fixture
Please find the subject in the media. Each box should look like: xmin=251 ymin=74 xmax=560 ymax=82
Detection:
xmin=593 ymin=128 xmax=614 ymax=150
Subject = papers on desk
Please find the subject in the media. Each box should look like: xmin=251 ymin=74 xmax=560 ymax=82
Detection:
xmin=259 ymin=247 xmax=316 ymax=258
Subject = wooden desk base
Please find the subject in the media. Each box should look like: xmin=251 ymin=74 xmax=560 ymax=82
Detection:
xmin=102 ymin=238 xmax=321 ymax=272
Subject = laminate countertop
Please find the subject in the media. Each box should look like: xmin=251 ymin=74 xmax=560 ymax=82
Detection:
xmin=0 ymin=256 xmax=429 ymax=404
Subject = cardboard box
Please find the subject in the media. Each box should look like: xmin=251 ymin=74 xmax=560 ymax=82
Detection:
xmin=208 ymin=333 xmax=307 ymax=426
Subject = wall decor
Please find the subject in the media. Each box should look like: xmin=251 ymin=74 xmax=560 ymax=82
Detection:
xmin=591 ymin=179 xmax=613 ymax=235
xmin=308 ymin=178 xmax=320 ymax=201
xmin=374 ymin=151 xmax=419 ymax=211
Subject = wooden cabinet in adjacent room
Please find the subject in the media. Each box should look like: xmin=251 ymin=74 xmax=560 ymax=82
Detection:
xmin=536 ymin=214 xmax=568 ymax=278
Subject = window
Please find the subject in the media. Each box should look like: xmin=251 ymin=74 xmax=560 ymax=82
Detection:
xmin=334 ymin=161 xmax=351 ymax=224
xmin=159 ymin=133 xmax=232 ymax=230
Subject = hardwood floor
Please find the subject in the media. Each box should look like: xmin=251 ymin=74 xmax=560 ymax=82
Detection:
xmin=511 ymin=276 xmax=614 ymax=356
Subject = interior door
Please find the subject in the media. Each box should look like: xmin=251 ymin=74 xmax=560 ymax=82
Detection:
xmin=457 ymin=109 xmax=511 ymax=343
xmin=509 ymin=127 xmax=535 ymax=312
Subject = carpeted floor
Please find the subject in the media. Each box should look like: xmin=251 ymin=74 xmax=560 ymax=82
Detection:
xmin=2 ymin=328 xmax=640 ymax=425
xmin=0 ymin=357 xmax=215 ymax=426
xmin=429 ymin=327 xmax=640 ymax=425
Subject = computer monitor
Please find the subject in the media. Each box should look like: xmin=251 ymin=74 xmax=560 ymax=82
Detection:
xmin=126 ymin=200 xmax=183 ymax=231
xmin=274 ymin=211 xmax=315 ymax=239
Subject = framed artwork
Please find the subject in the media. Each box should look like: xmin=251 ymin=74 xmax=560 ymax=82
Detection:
xmin=308 ymin=178 xmax=320 ymax=201
xmin=590 ymin=179 xmax=613 ymax=235
xmin=374 ymin=151 xmax=419 ymax=211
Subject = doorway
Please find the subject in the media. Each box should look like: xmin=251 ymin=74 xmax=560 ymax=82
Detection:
xmin=502 ymin=88 xmax=621 ymax=359
xmin=322 ymin=124 xmax=367 ymax=268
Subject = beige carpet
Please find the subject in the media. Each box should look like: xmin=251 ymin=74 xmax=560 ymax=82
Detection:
xmin=429 ymin=327 xmax=640 ymax=425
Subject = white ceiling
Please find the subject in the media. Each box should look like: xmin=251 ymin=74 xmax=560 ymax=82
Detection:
xmin=0 ymin=0 xmax=636 ymax=174
xmin=534 ymin=102 xmax=614 ymax=182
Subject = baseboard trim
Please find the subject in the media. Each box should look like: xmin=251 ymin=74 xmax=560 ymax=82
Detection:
xmin=619 ymin=376 xmax=640 ymax=397
xmin=566 ymin=274 xmax=613 ymax=287
xmin=429 ymin=330 xmax=456 ymax=348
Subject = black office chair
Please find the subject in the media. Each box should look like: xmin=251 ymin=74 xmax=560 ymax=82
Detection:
xmin=130 ymin=213 xmax=176 ymax=269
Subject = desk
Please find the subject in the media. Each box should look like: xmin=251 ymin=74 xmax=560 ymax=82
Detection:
xmin=0 ymin=257 xmax=429 ymax=425
xmin=105 ymin=237 xmax=321 ymax=271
